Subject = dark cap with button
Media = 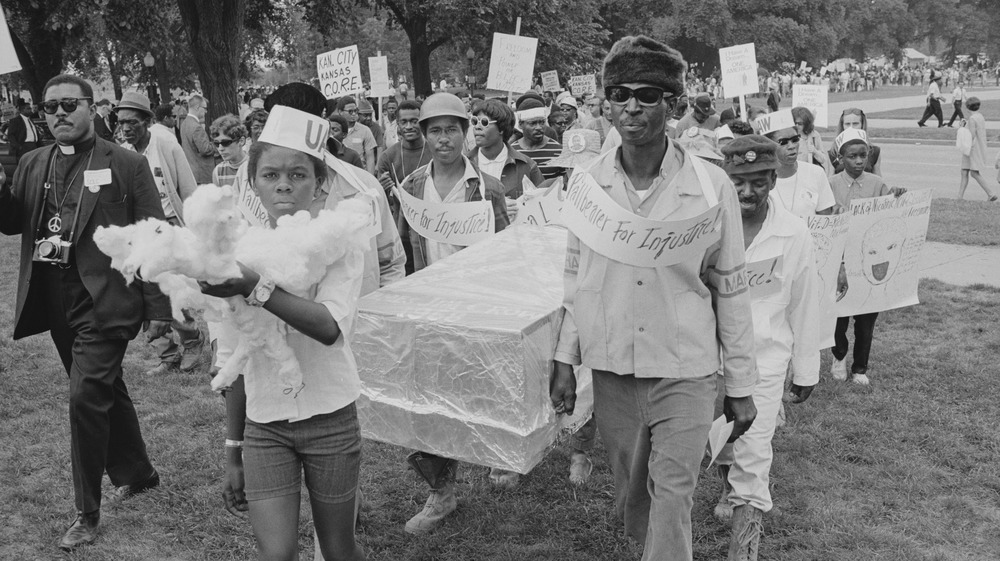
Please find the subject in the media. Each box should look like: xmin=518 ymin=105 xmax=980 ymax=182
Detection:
xmin=721 ymin=134 xmax=780 ymax=175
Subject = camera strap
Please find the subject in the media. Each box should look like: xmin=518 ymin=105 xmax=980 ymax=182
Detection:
xmin=34 ymin=145 xmax=94 ymax=243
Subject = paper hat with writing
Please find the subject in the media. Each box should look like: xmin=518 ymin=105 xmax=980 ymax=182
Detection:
xmin=547 ymin=129 xmax=602 ymax=169
xmin=516 ymin=106 xmax=548 ymax=122
xmin=721 ymin=134 xmax=780 ymax=174
xmin=716 ymin=124 xmax=735 ymax=141
xmin=834 ymin=128 xmax=869 ymax=153
xmin=751 ymin=108 xmax=795 ymax=135
xmin=257 ymin=105 xmax=331 ymax=162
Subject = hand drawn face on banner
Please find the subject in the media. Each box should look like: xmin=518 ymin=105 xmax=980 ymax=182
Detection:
xmin=811 ymin=232 xmax=832 ymax=271
xmin=861 ymin=218 xmax=907 ymax=285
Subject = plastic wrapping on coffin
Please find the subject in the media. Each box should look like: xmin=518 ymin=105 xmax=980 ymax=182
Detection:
xmin=354 ymin=225 xmax=593 ymax=473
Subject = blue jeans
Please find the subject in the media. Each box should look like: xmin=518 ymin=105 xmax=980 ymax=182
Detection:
xmin=593 ymin=370 xmax=715 ymax=561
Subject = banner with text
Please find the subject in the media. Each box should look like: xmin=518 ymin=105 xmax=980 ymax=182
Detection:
xmin=569 ymin=74 xmax=597 ymax=97
xmin=541 ymin=70 xmax=560 ymax=92
xmin=836 ymin=190 xmax=931 ymax=317
xmin=807 ymin=213 xmax=850 ymax=348
xmin=792 ymin=84 xmax=829 ymax=128
xmin=397 ymin=188 xmax=496 ymax=246
xmin=486 ymin=33 xmax=538 ymax=93
xmin=752 ymin=109 xmax=795 ymax=135
xmin=719 ymin=43 xmax=759 ymax=98
xmin=514 ymin=179 xmax=564 ymax=227
xmin=317 ymin=45 xmax=363 ymax=99
xmin=368 ymin=56 xmax=392 ymax=98
xmin=561 ymin=172 xmax=723 ymax=268
xmin=746 ymin=256 xmax=783 ymax=299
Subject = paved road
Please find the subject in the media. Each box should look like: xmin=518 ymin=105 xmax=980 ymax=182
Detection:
xmin=874 ymin=143 xmax=999 ymax=200
xmin=920 ymin=242 xmax=1000 ymax=287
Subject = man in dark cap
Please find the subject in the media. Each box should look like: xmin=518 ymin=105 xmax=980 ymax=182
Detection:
xmin=674 ymin=92 xmax=721 ymax=136
xmin=917 ymin=71 xmax=945 ymax=127
xmin=550 ymin=35 xmax=758 ymax=561
xmin=715 ymin=135 xmax=819 ymax=561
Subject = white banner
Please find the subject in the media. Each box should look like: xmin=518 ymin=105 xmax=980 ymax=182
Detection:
xmin=486 ymin=33 xmax=538 ymax=93
xmin=836 ymin=190 xmax=931 ymax=316
xmin=792 ymin=84 xmax=829 ymax=128
xmin=752 ymin=109 xmax=795 ymax=135
xmin=719 ymin=43 xmax=759 ymax=99
xmin=368 ymin=56 xmax=392 ymax=98
xmin=807 ymin=213 xmax=850 ymax=348
xmin=0 ymin=5 xmax=21 ymax=75
xmin=317 ymin=45 xmax=364 ymax=99
xmin=746 ymin=255 xmax=783 ymax=299
xmin=569 ymin=74 xmax=597 ymax=96
xmin=514 ymin=179 xmax=564 ymax=227
xmin=561 ymin=172 xmax=723 ymax=268
xmin=397 ymin=187 xmax=495 ymax=246
xmin=236 ymin=182 xmax=270 ymax=228
xmin=541 ymin=70 xmax=560 ymax=92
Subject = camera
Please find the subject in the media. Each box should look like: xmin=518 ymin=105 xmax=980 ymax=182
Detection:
xmin=33 ymin=235 xmax=72 ymax=265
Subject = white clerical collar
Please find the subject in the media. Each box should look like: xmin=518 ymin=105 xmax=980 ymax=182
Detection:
xmin=58 ymin=144 xmax=76 ymax=155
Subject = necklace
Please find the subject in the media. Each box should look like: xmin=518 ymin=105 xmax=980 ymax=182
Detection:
xmin=401 ymin=142 xmax=426 ymax=180
xmin=47 ymin=149 xmax=94 ymax=233
xmin=775 ymin=167 xmax=800 ymax=212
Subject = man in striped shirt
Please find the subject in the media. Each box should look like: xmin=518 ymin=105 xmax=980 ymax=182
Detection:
xmin=513 ymin=101 xmax=563 ymax=181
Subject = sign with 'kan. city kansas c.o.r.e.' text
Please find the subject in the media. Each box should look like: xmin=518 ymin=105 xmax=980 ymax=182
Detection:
xmin=317 ymin=45 xmax=364 ymax=99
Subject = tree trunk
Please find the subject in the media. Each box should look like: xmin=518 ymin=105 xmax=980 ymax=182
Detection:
xmin=176 ymin=0 xmax=245 ymax=122
xmin=154 ymin=53 xmax=172 ymax=104
xmin=403 ymin=16 xmax=433 ymax=97
xmin=8 ymin=17 xmax=66 ymax=102
xmin=103 ymin=44 xmax=124 ymax=101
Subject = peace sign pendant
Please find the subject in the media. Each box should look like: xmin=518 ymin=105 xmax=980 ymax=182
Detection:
xmin=47 ymin=215 xmax=62 ymax=233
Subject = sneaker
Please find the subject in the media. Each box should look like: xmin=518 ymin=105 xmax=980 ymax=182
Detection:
xmin=728 ymin=505 xmax=763 ymax=561
xmin=488 ymin=468 xmax=520 ymax=488
xmin=714 ymin=465 xmax=734 ymax=521
xmin=404 ymin=483 xmax=457 ymax=534
xmin=830 ymin=358 xmax=848 ymax=381
xmin=851 ymin=373 xmax=870 ymax=386
xmin=568 ymin=452 xmax=593 ymax=486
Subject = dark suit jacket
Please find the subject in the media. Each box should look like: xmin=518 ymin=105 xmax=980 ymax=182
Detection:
xmin=0 ymin=137 xmax=173 ymax=340
xmin=94 ymin=116 xmax=115 ymax=142
xmin=6 ymin=115 xmax=37 ymax=157
xmin=179 ymin=115 xmax=219 ymax=184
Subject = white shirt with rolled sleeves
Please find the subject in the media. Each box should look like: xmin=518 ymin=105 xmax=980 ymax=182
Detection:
xmin=553 ymin=142 xmax=759 ymax=398
xmin=746 ymin=197 xmax=820 ymax=385
xmin=772 ymin=162 xmax=835 ymax=218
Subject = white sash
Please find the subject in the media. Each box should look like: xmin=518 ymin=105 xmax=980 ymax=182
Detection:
xmin=745 ymin=255 xmax=783 ymax=298
xmin=396 ymin=163 xmax=495 ymax=246
xmin=561 ymin=155 xmax=723 ymax=268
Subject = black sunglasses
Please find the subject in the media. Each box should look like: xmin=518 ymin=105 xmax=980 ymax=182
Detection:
xmin=776 ymin=135 xmax=801 ymax=146
xmin=41 ymin=97 xmax=93 ymax=115
xmin=604 ymin=86 xmax=672 ymax=106
xmin=213 ymin=139 xmax=236 ymax=148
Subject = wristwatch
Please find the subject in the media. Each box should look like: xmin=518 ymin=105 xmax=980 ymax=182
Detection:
xmin=246 ymin=276 xmax=276 ymax=307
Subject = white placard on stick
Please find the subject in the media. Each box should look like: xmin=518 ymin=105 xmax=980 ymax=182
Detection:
xmin=0 ymin=6 xmax=21 ymax=76
xmin=752 ymin=109 xmax=795 ymax=135
xmin=541 ymin=70 xmax=560 ymax=92
xmin=836 ymin=190 xmax=931 ymax=317
xmin=317 ymin=45 xmax=364 ymax=99
xmin=561 ymin=172 xmax=723 ymax=268
xmin=569 ymin=74 xmax=597 ymax=96
xmin=368 ymin=56 xmax=392 ymax=98
xmin=792 ymin=84 xmax=829 ymax=128
xmin=806 ymin=213 xmax=850 ymax=348
xmin=719 ymin=43 xmax=759 ymax=98
xmin=486 ymin=32 xmax=538 ymax=93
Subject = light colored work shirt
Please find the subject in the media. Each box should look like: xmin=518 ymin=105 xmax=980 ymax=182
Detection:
xmin=772 ymin=162 xmax=836 ymax=217
xmin=422 ymin=158 xmax=481 ymax=265
xmin=476 ymin=144 xmax=508 ymax=182
xmin=828 ymin=171 xmax=889 ymax=208
xmin=745 ymin=198 xmax=820 ymax=385
xmin=554 ymin=142 xmax=759 ymax=397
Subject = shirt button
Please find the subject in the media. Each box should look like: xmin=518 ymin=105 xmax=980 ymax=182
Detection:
xmin=637 ymin=280 xmax=643 ymax=286
xmin=638 ymin=327 xmax=645 ymax=333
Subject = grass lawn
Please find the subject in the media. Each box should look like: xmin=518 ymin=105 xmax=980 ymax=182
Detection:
xmin=2 ymin=232 xmax=999 ymax=559
xmin=926 ymin=198 xmax=1000 ymax=246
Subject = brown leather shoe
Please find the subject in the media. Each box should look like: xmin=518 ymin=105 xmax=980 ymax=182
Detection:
xmin=179 ymin=339 xmax=204 ymax=372
xmin=145 ymin=362 xmax=177 ymax=376
xmin=114 ymin=470 xmax=160 ymax=501
xmin=59 ymin=511 xmax=99 ymax=551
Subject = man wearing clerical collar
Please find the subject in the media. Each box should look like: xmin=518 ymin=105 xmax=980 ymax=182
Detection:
xmin=550 ymin=36 xmax=759 ymax=561
xmin=0 ymin=74 xmax=172 ymax=552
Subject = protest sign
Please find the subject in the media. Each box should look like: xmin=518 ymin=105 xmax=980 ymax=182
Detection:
xmin=396 ymin=186 xmax=496 ymax=247
xmin=486 ymin=32 xmax=538 ymax=93
xmin=800 ymin=61 xmax=808 ymax=71
xmin=793 ymin=84 xmax=829 ymax=128
xmin=316 ymin=45 xmax=363 ymax=99
xmin=0 ymin=101 xmax=15 ymax=120
xmin=0 ymin=7 xmax=20 ymax=75
xmin=561 ymin=172 xmax=723 ymax=268
xmin=752 ymin=109 xmax=795 ymax=135
xmin=807 ymin=213 xmax=850 ymax=347
xmin=746 ymin=256 xmax=783 ymax=299
xmin=836 ymin=190 xmax=931 ymax=317
xmin=368 ymin=55 xmax=392 ymax=98
xmin=235 ymin=182 xmax=270 ymax=228
xmin=541 ymin=70 xmax=560 ymax=92
xmin=514 ymin=179 xmax=564 ymax=227
xmin=569 ymin=74 xmax=597 ymax=96
xmin=719 ymin=43 xmax=759 ymax=98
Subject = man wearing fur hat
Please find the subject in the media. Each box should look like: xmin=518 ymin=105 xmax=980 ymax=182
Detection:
xmin=715 ymin=135 xmax=819 ymax=561
xmin=550 ymin=36 xmax=758 ymax=560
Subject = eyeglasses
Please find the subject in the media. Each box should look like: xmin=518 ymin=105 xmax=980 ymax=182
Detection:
xmin=604 ymin=86 xmax=670 ymax=106
xmin=776 ymin=135 xmax=801 ymax=146
xmin=41 ymin=97 xmax=93 ymax=114
xmin=213 ymin=138 xmax=236 ymax=148
xmin=471 ymin=117 xmax=497 ymax=128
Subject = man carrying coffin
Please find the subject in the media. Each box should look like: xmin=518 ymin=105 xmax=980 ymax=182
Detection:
xmin=715 ymin=135 xmax=820 ymax=561
xmin=549 ymin=36 xmax=759 ymax=561
xmin=395 ymin=92 xmax=509 ymax=533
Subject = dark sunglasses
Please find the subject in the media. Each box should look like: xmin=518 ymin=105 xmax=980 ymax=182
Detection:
xmin=776 ymin=135 xmax=801 ymax=146
xmin=604 ymin=86 xmax=671 ymax=106
xmin=41 ymin=97 xmax=93 ymax=114
xmin=213 ymin=139 xmax=236 ymax=148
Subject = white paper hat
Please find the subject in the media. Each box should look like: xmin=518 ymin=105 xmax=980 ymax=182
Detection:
xmin=834 ymin=128 xmax=869 ymax=153
xmin=257 ymin=105 xmax=330 ymax=162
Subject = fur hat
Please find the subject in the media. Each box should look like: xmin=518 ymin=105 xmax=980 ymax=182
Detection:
xmin=602 ymin=36 xmax=686 ymax=97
